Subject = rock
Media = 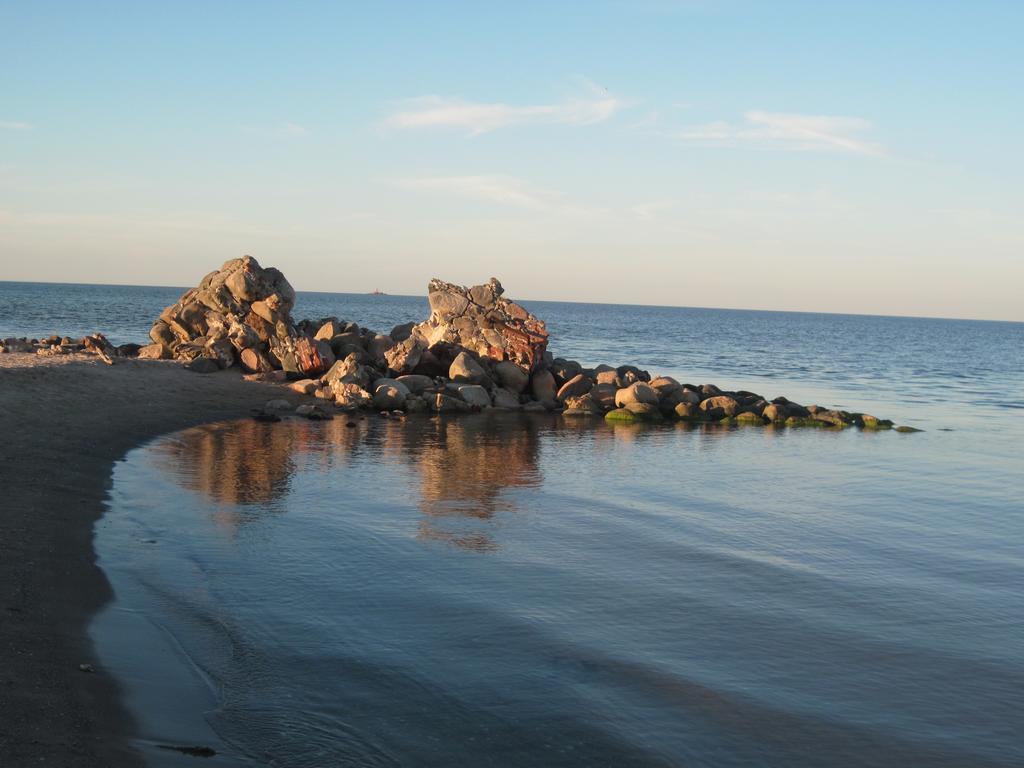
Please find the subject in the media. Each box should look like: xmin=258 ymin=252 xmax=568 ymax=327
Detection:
xmin=185 ymin=358 xmax=220 ymax=374
xmin=522 ymin=401 xmax=548 ymax=412
xmin=674 ymin=402 xmax=699 ymax=420
xmin=394 ymin=374 xmax=435 ymax=395
xmin=366 ymin=334 xmax=395 ymax=362
xmin=373 ymin=383 xmax=408 ymax=410
xmin=564 ymin=393 xmax=603 ymax=414
xmin=137 ymin=343 xmax=170 ymax=360
xmin=649 ymin=377 xmax=681 ymax=396
xmin=390 ymin=321 xmax=416 ymax=342
xmin=116 ymin=343 xmax=142 ymax=358
xmin=857 ymin=414 xmax=892 ymax=429
xmin=412 ymin=278 xmax=548 ymax=372
xmin=895 ymin=425 xmax=923 ymax=433
xmin=625 ymin=402 xmax=663 ymax=420
xmin=295 ymin=404 xmax=332 ymax=420
xmin=226 ymin=320 xmax=259 ymax=351
xmin=324 ymin=353 xmax=371 ymax=390
xmin=148 ymin=255 xmax=300 ymax=370
xmin=556 ymin=374 xmax=594 ymax=403
xmin=617 ymin=365 xmax=649 ymax=384
xmin=605 ymin=408 xmax=640 ymax=423
xmin=492 ymin=387 xmax=522 ymax=409
xmin=595 ymin=370 xmax=622 ymax=387
xmin=240 ymin=347 xmax=274 ymax=374
xmin=494 ymin=360 xmax=530 ymax=393
xmin=449 ymin=351 xmax=486 ymax=384
xmin=149 ymin=322 xmax=176 ymax=347
xmin=264 ymin=399 xmax=293 ymax=412
xmin=315 ymin=318 xmax=344 ymax=341
xmin=204 ymin=338 xmax=236 ymax=369
xmin=434 ymin=393 xmax=471 ymax=413
xmin=762 ymin=403 xmax=786 ymax=422
xmin=813 ymin=410 xmax=853 ymax=428
xmin=550 ymin=358 xmax=583 ymax=385
xmin=615 ymin=382 xmax=660 ymax=407
xmin=314 ymin=386 xmax=334 ymax=400
xmin=455 ymin=384 xmax=491 ymax=408
xmin=530 ymin=369 xmax=557 ymax=403
xmin=735 ymin=411 xmax=765 ymax=425
xmin=243 ymin=370 xmax=287 ymax=383
xmin=699 ymin=395 xmax=739 ymax=419
xmin=288 ymin=379 xmax=318 ymax=395
xmin=591 ymin=383 xmax=618 ymax=410
xmin=404 ymin=396 xmax=429 ymax=414
xmin=332 ymin=383 xmax=372 ymax=409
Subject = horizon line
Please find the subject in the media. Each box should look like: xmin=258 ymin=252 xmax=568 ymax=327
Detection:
xmin=0 ymin=277 xmax=1020 ymax=326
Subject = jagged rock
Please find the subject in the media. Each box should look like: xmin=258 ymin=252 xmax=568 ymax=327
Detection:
xmin=332 ymin=382 xmax=372 ymax=409
xmin=410 ymin=278 xmax=548 ymax=373
xmin=149 ymin=256 xmax=297 ymax=369
xmin=204 ymin=338 xmax=236 ymax=369
xmin=366 ymin=334 xmax=395 ymax=362
xmin=595 ymin=370 xmax=622 ymax=387
xmin=325 ymin=354 xmax=372 ymax=391
xmin=564 ymin=393 xmax=602 ymax=414
xmin=385 ymin=337 xmax=425 ymax=375
xmin=674 ymin=402 xmax=699 ymax=420
xmin=289 ymin=379 xmax=319 ymax=395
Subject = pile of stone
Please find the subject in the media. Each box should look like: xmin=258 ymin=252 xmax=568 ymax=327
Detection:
xmin=142 ymin=255 xmax=333 ymax=376
xmin=1 ymin=333 xmax=138 ymax=364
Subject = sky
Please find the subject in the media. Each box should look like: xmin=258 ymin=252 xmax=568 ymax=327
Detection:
xmin=1 ymin=1 xmax=1022 ymax=321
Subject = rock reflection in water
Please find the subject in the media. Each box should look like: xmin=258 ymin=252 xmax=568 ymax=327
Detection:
xmin=153 ymin=413 xmax=544 ymax=550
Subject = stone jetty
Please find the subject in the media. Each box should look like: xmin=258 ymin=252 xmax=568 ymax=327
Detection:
xmin=2 ymin=256 xmax=912 ymax=430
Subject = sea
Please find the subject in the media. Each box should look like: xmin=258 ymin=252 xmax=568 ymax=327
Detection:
xmin=2 ymin=280 xmax=1022 ymax=767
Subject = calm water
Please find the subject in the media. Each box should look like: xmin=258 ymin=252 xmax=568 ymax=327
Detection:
xmin=5 ymin=281 xmax=1022 ymax=766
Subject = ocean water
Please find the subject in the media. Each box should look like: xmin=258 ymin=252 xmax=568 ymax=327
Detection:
xmin=4 ymin=282 xmax=1022 ymax=766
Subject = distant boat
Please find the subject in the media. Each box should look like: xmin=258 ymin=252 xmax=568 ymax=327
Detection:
xmin=368 ymin=288 xmax=387 ymax=296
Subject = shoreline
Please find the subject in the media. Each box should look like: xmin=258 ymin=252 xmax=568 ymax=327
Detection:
xmin=0 ymin=354 xmax=292 ymax=766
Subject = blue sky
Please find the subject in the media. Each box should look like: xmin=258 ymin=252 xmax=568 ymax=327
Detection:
xmin=1 ymin=1 xmax=1022 ymax=320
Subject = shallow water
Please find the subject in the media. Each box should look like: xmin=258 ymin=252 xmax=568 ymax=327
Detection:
xmin=9 ymin=280 xmax=1017 ymax=766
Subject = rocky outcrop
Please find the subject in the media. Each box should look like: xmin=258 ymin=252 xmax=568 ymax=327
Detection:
xmin=122 ymin=260 xmax=908 ymax=430
xmin=146 ymin=255 xmax=306 ymax=373
xmin=410 ymin=278 xmax=548 ymax=373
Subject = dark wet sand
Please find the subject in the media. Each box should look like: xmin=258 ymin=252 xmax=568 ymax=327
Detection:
xmin=0 ymin=354 xmax=289 ymax=766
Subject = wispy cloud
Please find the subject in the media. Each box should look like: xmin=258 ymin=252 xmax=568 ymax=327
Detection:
xmin=0 ymin=120 xmax=31 ymax=131
xmin=391 ymin=174 xmax=600 ymax=218
xmin=384 ymin=82 xmax=622 ymax=135
xmin=674 ymin=110 xmax=883 ymax=156
xmin=282 ymin=122 xmax=308 ymax=136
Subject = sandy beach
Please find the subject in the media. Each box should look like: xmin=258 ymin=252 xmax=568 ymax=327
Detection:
xmin=0 ymin=354 xmax=288 ymax=766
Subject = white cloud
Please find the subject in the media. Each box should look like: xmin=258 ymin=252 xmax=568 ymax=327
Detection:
xmin=0 ymin=120 xmax=31 ymax=131
xmin=391 ymin=174 xmax=601 ymax=219
xmin=674 ymin=110 xmax=883 ymax=156
xmin=384 ymin=84 xmax=622 ymax=135
xmin=282 ymin=122 xmax=308 ymax=136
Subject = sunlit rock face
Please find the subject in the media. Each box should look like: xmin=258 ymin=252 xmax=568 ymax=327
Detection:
xmin=408 ymin=278 xmax=549 ymax=374
xmin=146 ymin=256 xmax=319 ymax=374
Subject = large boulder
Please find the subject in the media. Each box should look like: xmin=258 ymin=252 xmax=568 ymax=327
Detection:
xmin=409 ymin=278 xmax=548 ymax=375
xmin=148 ymin=256 xmax=305 ymax=372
